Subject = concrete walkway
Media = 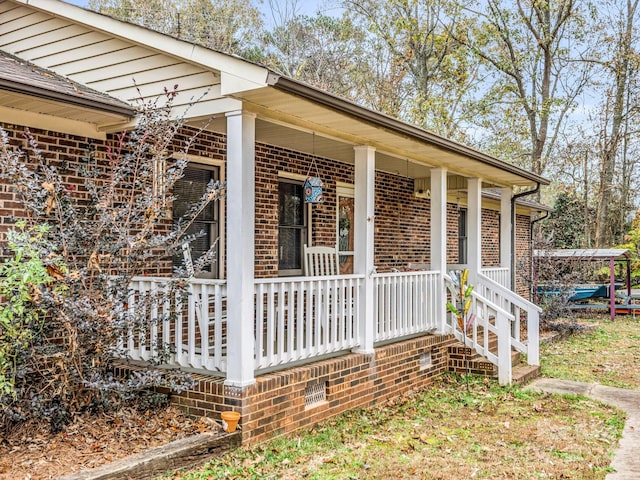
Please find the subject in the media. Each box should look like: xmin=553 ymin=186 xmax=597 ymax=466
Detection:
xmin=527 ymin=378 xmax=640 ymax=480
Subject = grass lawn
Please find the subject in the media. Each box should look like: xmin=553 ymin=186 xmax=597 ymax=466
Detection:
xmin=165 ymin=315 xmax=638 ymax=480
xmin=541 ymin=315 xmax=640 ymax=389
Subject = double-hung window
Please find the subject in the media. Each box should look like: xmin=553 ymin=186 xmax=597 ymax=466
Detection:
xmin=278 ymin=178 xmax=308 ymax=276
xmin=172 ymin=163 xmax=220 ymax=278
xmin=458 ymin=207 xmax=468 ymax=265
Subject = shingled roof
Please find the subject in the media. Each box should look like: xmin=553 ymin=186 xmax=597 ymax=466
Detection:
xmin=0 ymin=50 xmax=135 ymax=117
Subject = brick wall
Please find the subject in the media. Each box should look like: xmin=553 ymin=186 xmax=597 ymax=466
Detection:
xmin=515 ymin=213 xmax=532 ymax=296
xmin=374 ymin=172 xmax=431 ymax=270
xmin=0 ymin=123 xmax=225 ymax=275
xmin=481 ymin=209 xmax=501 ymax=267
xmin=0 ymin=120 xmax=525 ymax=282
xmin=253 ymin=144 xmax=502 ymax=274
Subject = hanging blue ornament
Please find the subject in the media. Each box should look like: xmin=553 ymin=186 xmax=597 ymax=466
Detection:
xmin=304 ymin=176 xmax=324 ymax=203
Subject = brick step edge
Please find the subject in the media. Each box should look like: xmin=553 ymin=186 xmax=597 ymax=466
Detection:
xmin=60 ymin=431 xmax=240 ymax=480
xmin=511 ymin=364 xmax=542 ymax=385
xmin=448 ymin=346 xmax=521 ymax=363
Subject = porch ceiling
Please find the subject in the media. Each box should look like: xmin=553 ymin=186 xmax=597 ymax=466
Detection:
xmin=237 ymin=86 xmax=544 ymax=188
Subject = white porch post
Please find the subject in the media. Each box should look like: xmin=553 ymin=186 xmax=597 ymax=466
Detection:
xmin=430 ymin=168 xmax=447 ymax=333
xmin=500 ymin=187 xmax=512 ymax=288
xmin=353 ymin=145 xmax=375 ymax=354
xmin=467 ymin=178 xmax=482 ymax=285
xmin=225 ymin=110 xmax=256 ymax=387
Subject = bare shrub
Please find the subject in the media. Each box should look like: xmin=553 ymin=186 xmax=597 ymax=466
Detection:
xmin=0 ymin=88 xmax=224 ymax=432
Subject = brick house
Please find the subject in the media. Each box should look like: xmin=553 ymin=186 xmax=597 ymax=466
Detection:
xmin=1 ymin=0 xmax=549 ymax=444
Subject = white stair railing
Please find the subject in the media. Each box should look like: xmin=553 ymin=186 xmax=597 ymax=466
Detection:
xmin=445 ymin=274 xmax=514 ymax=384
xmin=476 ymin=273 xmax=541 ymax=366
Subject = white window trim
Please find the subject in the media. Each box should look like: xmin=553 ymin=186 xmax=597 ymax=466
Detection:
xmin=180 ymin=154 xmax=226 ymax=279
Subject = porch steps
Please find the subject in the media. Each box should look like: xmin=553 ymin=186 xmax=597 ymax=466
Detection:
xmin=446 ymin=343 xmax=541 ymax=385
xmin=511 ymin=364 xmax=542 ymax=385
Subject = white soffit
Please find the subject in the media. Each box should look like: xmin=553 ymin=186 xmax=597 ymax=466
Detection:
xmin=241 ymin=88 xmax=536 ymax=188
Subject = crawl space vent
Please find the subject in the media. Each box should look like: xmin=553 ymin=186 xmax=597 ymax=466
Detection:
xmin=304 ymin=382 xmax=327 ymax=408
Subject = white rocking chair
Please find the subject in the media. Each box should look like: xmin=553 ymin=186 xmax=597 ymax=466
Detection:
xmin=304 ymin=244 xmax=340 ymax=276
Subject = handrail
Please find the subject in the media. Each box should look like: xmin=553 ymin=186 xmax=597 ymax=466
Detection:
xmin=477 ymin=273 xmax=541 ymax=312
xmin=445 ymin=272 xmax=514 ymax=384
xmin=477 ymin=272 xmax=540 ymax=367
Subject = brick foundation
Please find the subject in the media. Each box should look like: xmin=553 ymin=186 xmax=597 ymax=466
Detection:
xmin=169 ymin=334 xmax=458 ymax=446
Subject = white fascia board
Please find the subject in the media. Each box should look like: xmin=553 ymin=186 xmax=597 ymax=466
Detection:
xmin=169 ymin=97 xmax=243 ymax=120
xmin=13 ymin=0 xmax=270 ymax=90
xmin=220 ymin=71 xmax=268 ymax=95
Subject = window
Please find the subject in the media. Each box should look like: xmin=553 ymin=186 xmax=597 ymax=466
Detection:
xmin=458 ymin=207 xmax=467 ymax=265
xmin=337 ymin=186 xmax=354 ymax=274
xmin=278 ymin=179 xmax=308 ymax=275
xmin=172 ymin=164 xmax=220 ymax=278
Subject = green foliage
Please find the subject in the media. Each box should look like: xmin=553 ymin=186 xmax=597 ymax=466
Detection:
xmin=344 ymin=0 xmax=479 ymax=140
xmin=0 ymin=222 xmax=61 ymax=398
xmin=616 ymin=210 xmax=640 ymax=284
xmin=89 ymin=0 xmax=263 ymax=57
xmin=446 ymin=268 xmax=474 ymax=332
xmin=262 ymin=12 xmax=370 ymax=101
xmin=541 ymin=189 xmax=592 ymax=249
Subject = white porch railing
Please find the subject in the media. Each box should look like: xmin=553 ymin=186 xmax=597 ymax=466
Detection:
xmin=481 ymin=267 xmax=510 ymax=288
xmin=373 ymin=270 xmax=440 ymax=342
xmin=124 ymin=268 xmax=539 ymax=382
xmin=254 ymin=275 xmax=363 ymax=370
xmin=125 ymin=277 xmax=228 ymax=372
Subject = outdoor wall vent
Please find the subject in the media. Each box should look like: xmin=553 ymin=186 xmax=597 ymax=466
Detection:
xmin=419 ymin=350 xmax=433 ymax=370
xmin=414 ymin=178 xmax=430 ymax=199
xmin=304 ymin=382 xmax=327 ymax=408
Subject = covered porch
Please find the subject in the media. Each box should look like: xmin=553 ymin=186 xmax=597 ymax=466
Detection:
xmin=122 ymin=96 xmax=544 ymax=388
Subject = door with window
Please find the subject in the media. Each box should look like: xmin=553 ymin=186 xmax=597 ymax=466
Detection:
xmin=172 ymin=164 xmax=220 ymax=278
xmin=337 ymin=187 xmax=354 ymax=274
xmin=278 ymin=179 xmax=308 ymax=276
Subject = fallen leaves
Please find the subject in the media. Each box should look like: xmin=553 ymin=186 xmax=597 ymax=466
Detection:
xmin=0 ymin=406 xmax=223 ymax=480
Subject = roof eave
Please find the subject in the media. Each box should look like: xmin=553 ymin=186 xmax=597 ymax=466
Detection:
xmin=0 ymin=79 xmax=135 ymax=118
xmin=270 ymin=76 xmax=550 ymax=187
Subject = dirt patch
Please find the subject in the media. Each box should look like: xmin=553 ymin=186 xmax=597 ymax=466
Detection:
xmin=0 ymin=406 xmax=223 ymax=480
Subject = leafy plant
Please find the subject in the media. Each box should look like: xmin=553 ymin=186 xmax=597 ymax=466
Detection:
xmin=0 ymin=222 xmax=65 ymax=398
xmin=0 ymin=88 xmax=225 ymax=432
xmin=446 ymin=268 xmax=475 ymax=391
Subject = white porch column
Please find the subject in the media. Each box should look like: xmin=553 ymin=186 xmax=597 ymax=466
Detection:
xmin=430 ymin=168 xmax=447 ymax=333
xmin=500 ymin=187 xmax=512 ymax=288
xmin=225 ymin=110 xmax=256 ymax=387
xmin=353 ymin=145 xmax=375 ymax=354
xmin=467 ymin=178 xmax=482 ymax=285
